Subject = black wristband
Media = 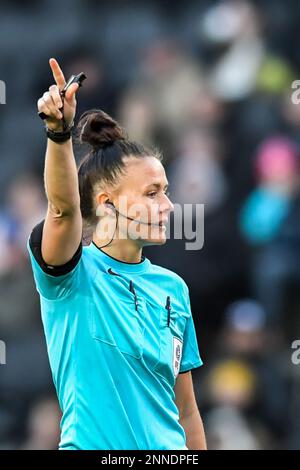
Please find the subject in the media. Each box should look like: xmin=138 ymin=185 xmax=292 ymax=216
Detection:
xmin=45 ymin=122 xmax=74 ymax=143
xmin=46 ymin=128 xmax=71 ymax=143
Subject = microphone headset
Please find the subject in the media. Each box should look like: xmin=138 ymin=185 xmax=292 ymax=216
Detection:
xmin=105 ymin=201 xmax=161 ymax=227
xmin=95 ymin=200 xmax=162 ymax=250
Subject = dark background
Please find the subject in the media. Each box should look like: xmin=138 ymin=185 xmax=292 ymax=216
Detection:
xmin=1 ymin=0 xmax=300 ymax=449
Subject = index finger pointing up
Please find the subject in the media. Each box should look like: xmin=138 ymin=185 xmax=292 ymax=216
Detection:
xmin=49 ymin=58 xmax=66 ymax=89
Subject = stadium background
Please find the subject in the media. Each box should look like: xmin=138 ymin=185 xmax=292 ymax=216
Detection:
xmin=1 ymin=0 xmax=300 ymax=449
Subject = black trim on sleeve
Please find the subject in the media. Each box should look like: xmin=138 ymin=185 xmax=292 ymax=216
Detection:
xmin=179 ymin=369 xmax=193 ymax=374
xmin=29 ymin=219 xmax=82 ymax=277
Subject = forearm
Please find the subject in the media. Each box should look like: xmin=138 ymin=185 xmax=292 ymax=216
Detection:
xmin=39 ymin=58 xmax=80 ymax=216
xmin=180 ymin=409 xmax=207 ymax=450
xmin=44 ymin=138 xmax=80 ymax=215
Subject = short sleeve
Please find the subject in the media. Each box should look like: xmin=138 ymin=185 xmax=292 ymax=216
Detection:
xmin=27 ymin=219 xmax=82 ymax=301
xmin=179 ymin=284 xmax=203 ymax=374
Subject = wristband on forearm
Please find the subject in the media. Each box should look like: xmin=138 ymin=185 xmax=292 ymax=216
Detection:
xmin=45 ymin=121 xmax=74 ymax=143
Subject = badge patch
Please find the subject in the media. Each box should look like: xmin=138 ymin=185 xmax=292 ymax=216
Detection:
xmin=173 ymin=336 xmax=183 ymax=377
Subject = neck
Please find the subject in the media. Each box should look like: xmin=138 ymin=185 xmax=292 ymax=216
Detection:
xmin=92 ymin=235 xmax=143 ymax=264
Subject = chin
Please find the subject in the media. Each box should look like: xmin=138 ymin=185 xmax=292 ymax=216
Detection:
xmin=142 ymin=236 xmax=168 ymax=247
xmin=132 ymin=225 xmax=168 ymax=247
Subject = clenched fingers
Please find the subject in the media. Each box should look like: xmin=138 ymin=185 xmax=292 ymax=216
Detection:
xmin=37 ymin=90 xmax=62 ymax=120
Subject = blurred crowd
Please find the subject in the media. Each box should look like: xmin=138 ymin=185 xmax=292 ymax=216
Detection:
xmin=1 ymin=0 xmax=300 ymax=449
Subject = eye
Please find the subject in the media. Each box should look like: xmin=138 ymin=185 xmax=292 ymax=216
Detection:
xmin=164 ymin=190 xmax=170 ymax=197
xmin=147 ymin=192 xmax=157 ymax=198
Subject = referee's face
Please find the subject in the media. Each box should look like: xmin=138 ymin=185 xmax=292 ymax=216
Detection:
xmin=115 ymin=156 xmax=174 ymax=246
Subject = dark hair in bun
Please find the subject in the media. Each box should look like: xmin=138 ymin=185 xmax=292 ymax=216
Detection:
xmin=76 ymin=109 xmax=161 ymax=241
xmin=78 ymin=109 xmax=127 ymax=149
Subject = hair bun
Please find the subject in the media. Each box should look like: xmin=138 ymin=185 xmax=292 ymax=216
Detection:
xmin=77 ymin=109 xmax=127 ymax=149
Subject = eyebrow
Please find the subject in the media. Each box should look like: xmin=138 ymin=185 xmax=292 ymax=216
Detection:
xmin=144 ymin=182 xmax=169 ymax=190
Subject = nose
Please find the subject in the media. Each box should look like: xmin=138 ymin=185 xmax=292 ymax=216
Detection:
xmin=161 ymin=193 xmax=174 ymax=214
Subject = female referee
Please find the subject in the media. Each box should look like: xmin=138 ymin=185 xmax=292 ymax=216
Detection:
xmin=27 ymin=58 xmax=207 ymax=450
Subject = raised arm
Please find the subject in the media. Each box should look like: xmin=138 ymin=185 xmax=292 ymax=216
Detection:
xmin=37 ymin=58 xmax=82 ymax=266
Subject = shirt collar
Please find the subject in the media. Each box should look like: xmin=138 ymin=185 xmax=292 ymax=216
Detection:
xmin=89 ymin=241 xmax=151 ymax=275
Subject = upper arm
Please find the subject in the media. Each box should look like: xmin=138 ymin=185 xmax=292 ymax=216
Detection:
xmin=27 ymin=218 xmax=83 ymax=300
xmin=174 ymin=371 xmax=198 ymax=419
xmin=41 ymin=203 xmax=82 ymax=266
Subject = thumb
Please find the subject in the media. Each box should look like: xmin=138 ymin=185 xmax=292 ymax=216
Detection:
xmin=64 ymin=82 xmax=79 ymax=102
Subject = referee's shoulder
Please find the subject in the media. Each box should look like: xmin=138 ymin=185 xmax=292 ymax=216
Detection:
xmin=149 ymin=262 xmax=189 ymax=294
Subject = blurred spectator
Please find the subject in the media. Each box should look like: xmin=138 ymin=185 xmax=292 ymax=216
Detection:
xmin=205 ymin=406 xmax=264 ymax=450
xmin=218 ymin=300 xmax=289 ymax=440
xmin=204 ymin=359 xmax=268 ymax=449
xmin=120 ymin=38 xmax=205 ymax=156
xmin=201 ymin=0 xmax=265 ymax=102
xmin=19 ymin=395 xmax=61 ymax=450
xmin=168 ymin=127 xmax=227 ymax=212
xmin=240 ymin=137 xmax=300 ymax=325
xmin=5 ymin=173 xmax=47 ymax=254
xmin=240 ymin=136 xmax=299 ymax=244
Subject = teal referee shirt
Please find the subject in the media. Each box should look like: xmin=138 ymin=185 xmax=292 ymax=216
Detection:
xmin=27 ymin=220 xmax=203 ymax=450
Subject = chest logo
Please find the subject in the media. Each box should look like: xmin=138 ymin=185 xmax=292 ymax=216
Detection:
xmin=173 ymin=336 xmax=183 ymax=377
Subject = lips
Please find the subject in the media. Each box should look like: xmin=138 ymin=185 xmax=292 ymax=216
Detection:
xmin=150 ymin=219 xmax=168 ymax=227
xmin=158 ymin=220 xmax=168 ymax=227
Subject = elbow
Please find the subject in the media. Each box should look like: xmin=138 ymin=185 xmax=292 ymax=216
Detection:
xmin=48 ymin=201 xmax=81 ymax=219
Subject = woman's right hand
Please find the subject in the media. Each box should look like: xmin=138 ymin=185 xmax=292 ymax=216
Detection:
xmin=37 ymin=58 xmax=79 ymax=132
